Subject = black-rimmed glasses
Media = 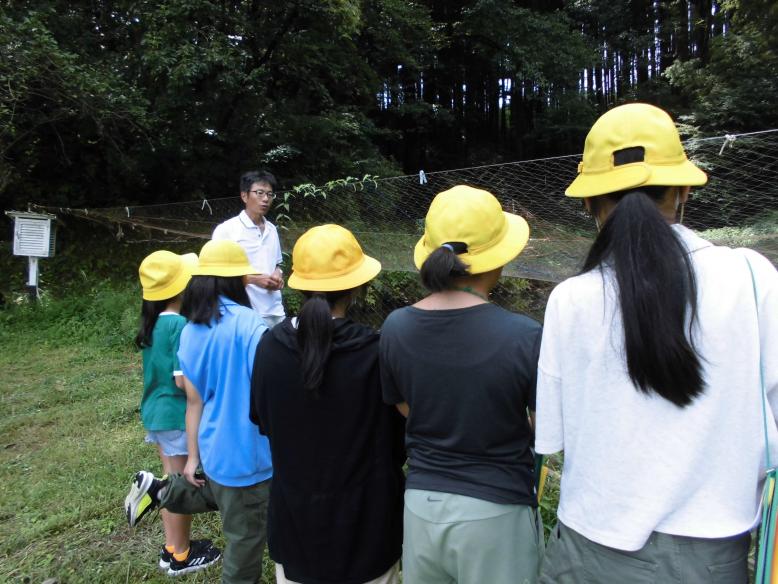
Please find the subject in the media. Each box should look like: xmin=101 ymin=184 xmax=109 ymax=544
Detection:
xmin=249 ymin=189 xmax=276 ymax=200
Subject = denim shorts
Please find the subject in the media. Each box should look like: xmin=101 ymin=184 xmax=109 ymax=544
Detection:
xmin=145 ymin=429 xmax=188 ymax=457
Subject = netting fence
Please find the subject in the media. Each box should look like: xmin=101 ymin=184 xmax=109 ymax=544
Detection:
xmin=30 ymin=129 xmax=778 ymax=323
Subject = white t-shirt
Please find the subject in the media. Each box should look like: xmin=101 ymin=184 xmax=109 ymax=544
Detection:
xmin=212 ymin=210 xmax=285 ymax=317
xmin=536 ymin=224 xmax=778 ymax=551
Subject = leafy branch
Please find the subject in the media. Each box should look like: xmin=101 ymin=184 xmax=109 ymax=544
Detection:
xmin=273 ymin=174 xmax=380 ymax=230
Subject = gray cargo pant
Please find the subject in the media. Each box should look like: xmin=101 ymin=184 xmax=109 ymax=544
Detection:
xmin=539 ymin=521 xmax=749 ymax=584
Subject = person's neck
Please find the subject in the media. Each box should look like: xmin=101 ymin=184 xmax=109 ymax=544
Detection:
xmin=166 ymin=297 xmax=182 ymax=314
xmin=413 ymin=272 xmax=498 ymax=310
xmin=246 ymin=210 xmax=266 ymax=229
xmin=415 ymin=289 xmax=487 ymax=310
xmin=331 ymin=296 xmax=351 ymax=318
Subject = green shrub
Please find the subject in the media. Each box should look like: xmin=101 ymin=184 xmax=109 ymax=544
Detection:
xmin=0 ymin=285 xmax=139 ymax=351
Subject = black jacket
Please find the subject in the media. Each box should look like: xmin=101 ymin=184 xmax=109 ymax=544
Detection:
xmin=250 ymin=317 xmax=406 ymax=584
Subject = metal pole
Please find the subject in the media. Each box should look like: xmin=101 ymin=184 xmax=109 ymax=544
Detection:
xmin=27 ymin=256 xmax=39 ymax=301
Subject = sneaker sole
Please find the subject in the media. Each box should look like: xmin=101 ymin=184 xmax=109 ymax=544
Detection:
xmin=124 ymin=471 xmax=154 ymax=527
xmin=167 ymin=553 xmax=221 ymax=577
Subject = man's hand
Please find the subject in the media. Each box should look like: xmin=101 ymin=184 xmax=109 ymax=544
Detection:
xmin=248 ymin=268 xmax=284 ymax=290
xmin=247 ymin=269 xmax=283 ymax=291
xmin=269 ymin=267 xmax=284 ymax=290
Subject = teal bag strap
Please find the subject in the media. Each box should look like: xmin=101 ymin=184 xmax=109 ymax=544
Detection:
xmin=748 ymin=253 xmax=777 ymax=584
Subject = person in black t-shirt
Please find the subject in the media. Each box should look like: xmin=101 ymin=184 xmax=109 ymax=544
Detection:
xmin=250 ymin=224 xmax=406 ymax=584
xmin=380 ymin=185 xmax=543 ymax=584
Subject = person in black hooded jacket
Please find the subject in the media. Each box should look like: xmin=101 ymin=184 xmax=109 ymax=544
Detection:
xmin=249 ymin=224 xmax=406 ymax=584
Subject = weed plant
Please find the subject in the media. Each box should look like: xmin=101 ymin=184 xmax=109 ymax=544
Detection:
xmin=0 ymin=275 xmax=557 ymax=583
xmin=0 ymin=286 xmax=271 ymax=583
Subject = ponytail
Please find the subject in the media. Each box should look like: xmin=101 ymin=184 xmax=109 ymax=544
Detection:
xmin=582 ymin=188 xmax=704 ymax=407
xmin=135 ymin=299 xmax=168 ymax=349
xmin=419 ymin=242 xmax=470 ymax=292
xmin=297 ymin=289 xmax=352 ymax=394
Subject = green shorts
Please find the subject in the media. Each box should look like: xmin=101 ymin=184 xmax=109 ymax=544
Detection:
xmin=402 ymin=489 xmax=543 ymax=584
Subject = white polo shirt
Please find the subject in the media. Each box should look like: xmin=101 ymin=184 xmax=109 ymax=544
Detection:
xmin=536 ymin=224 xmax=778 ymax=551
xmin=212 ymin=210 xmax=285 ymax=318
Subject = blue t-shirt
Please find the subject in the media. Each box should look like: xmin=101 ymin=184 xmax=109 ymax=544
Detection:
xmin=178 ymin=297 xmax=272 ymax=487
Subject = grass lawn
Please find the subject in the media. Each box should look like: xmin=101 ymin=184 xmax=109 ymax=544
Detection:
xmin=0 ymin=282 xmax=561 ymax=583
xmin=0 ymin=288 xmax=274 ymax=583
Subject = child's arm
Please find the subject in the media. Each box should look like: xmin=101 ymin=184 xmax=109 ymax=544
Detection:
xmin=182 ymin=376 xmax=205 ymax=487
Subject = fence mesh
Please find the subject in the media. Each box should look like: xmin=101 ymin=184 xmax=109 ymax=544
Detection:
xmin=30 ymin=129 xmax=778 ymax=322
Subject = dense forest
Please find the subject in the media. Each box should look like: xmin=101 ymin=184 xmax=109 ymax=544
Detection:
xmin=1 ymin=0 xmax=777 ymax=209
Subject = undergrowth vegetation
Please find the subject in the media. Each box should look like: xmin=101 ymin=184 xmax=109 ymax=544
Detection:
xmin=0 ymin=276 xmax=558 ymax=583
xmin=0 ymin=286 xmax=271 ymax=583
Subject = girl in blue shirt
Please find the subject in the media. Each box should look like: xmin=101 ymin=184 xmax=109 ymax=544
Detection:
xmin=126 ymin=240 xmax=272 ymax=584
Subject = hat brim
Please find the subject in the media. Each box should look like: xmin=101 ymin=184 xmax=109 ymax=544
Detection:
xmin=142 ymin=261 xmax=194 ymax=301
xmin=288 ymin=255 xmax=382 ymax=292
xmin=180 ymin=253 xmax=199 ymax=269
xmin=566 ymin=160 xmax=707 ymax=198
xmin=413 ymin=212 xmax=530 ymax=275
xmin=191 ymin=265 xmax=261 ymax=278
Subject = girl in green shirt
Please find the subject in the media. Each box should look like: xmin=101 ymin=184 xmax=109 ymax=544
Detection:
xmin=134 ymin=250 xmax=220 ymax=576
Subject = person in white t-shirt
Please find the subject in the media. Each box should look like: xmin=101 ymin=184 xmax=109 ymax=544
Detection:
xmin=212 ymin=170 xmax=286 ymax=328
xmin=536 ymin=103 xmax=778 ymax=583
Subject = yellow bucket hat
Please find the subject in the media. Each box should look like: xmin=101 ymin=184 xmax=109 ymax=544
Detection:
xmin=139 ymin=250 xmax=197 ymax=301
xmin=414 ymin=185 xmax=530 ymax=274
xmin=193 ymin=240 xmax=260 ymax=277
xmin=288 ymin=224 xmax=381 ymax=292
xmin=566 ymin=103 xmax=707 ymax=198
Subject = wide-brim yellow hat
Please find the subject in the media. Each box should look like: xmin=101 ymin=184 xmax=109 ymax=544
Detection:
xmin=414 ymin=185 xmax=530 ymax=274
xmin=288 ymin=224 xmax=381 ymax=292
xmin=193 ymin=240 xmax=260 ymax=277
xmin=566 ymin=103 xmax=707 ymax=198
xmin=140 ymin=250 xmax=197 ymax=301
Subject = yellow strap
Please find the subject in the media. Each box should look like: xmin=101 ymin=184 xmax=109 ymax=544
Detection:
xmin=537 ymin=465 xmax=549 ymax=503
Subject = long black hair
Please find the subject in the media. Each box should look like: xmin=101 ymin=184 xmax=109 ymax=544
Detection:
xmin=582 ymin=186 xmax=704 ymax=407
xmin=181 ymin=276 xmax=252 ymax=325
xmin=297 ymin=289 xmax=354 ymax=394
xmin=134 ymin=299 xmax=169 ymax=349
xmin=419 ymin=242 xmax=470 ymax=291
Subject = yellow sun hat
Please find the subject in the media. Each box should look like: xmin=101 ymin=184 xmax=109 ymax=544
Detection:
xmin=414 ymin=185 xmax=530 ymax=274
xmin=565 ymin=103 xmax=708 ymax=198
xmin=192 ymin=240 xmax=260 ymax=277
xmin=139 ymin=250 xmax=197 ymax=301
xmin=288 ymin=224 xmax=381 ymax=292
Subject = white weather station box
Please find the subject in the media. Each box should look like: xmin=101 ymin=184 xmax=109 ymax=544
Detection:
xmin=5 ymin=210 xmax=57 ymax=297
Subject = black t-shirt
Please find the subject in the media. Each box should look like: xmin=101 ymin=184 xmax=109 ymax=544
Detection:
xmin=380 ymin=303 xmax=542 ymax=505
xmin=250 ymin=318 xmax=405 ymax=584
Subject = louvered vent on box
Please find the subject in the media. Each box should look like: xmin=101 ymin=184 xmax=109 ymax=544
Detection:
xmin=9 ymin=213 xmax=56 ymax=257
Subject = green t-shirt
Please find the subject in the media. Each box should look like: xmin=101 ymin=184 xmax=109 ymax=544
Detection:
xmin=140 ymin=313 xmax=186 ymax=431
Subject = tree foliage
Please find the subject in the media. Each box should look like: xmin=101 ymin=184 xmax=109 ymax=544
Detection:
xmin=0 ymin=0 xmax=774 ymax=209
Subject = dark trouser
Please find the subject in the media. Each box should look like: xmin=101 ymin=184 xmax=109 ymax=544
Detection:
xmin=539 ymin=521 xmax=750 ymax=584
xmin=161 ymin=473 xmax=271 ymax=584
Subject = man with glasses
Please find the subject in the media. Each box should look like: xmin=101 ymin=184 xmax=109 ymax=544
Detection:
xmin=212 ymin=170 xmax=286 ymax=327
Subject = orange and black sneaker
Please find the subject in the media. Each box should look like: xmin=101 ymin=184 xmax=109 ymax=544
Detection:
xmin=166 ymin=541 xmax=221 ymax=576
